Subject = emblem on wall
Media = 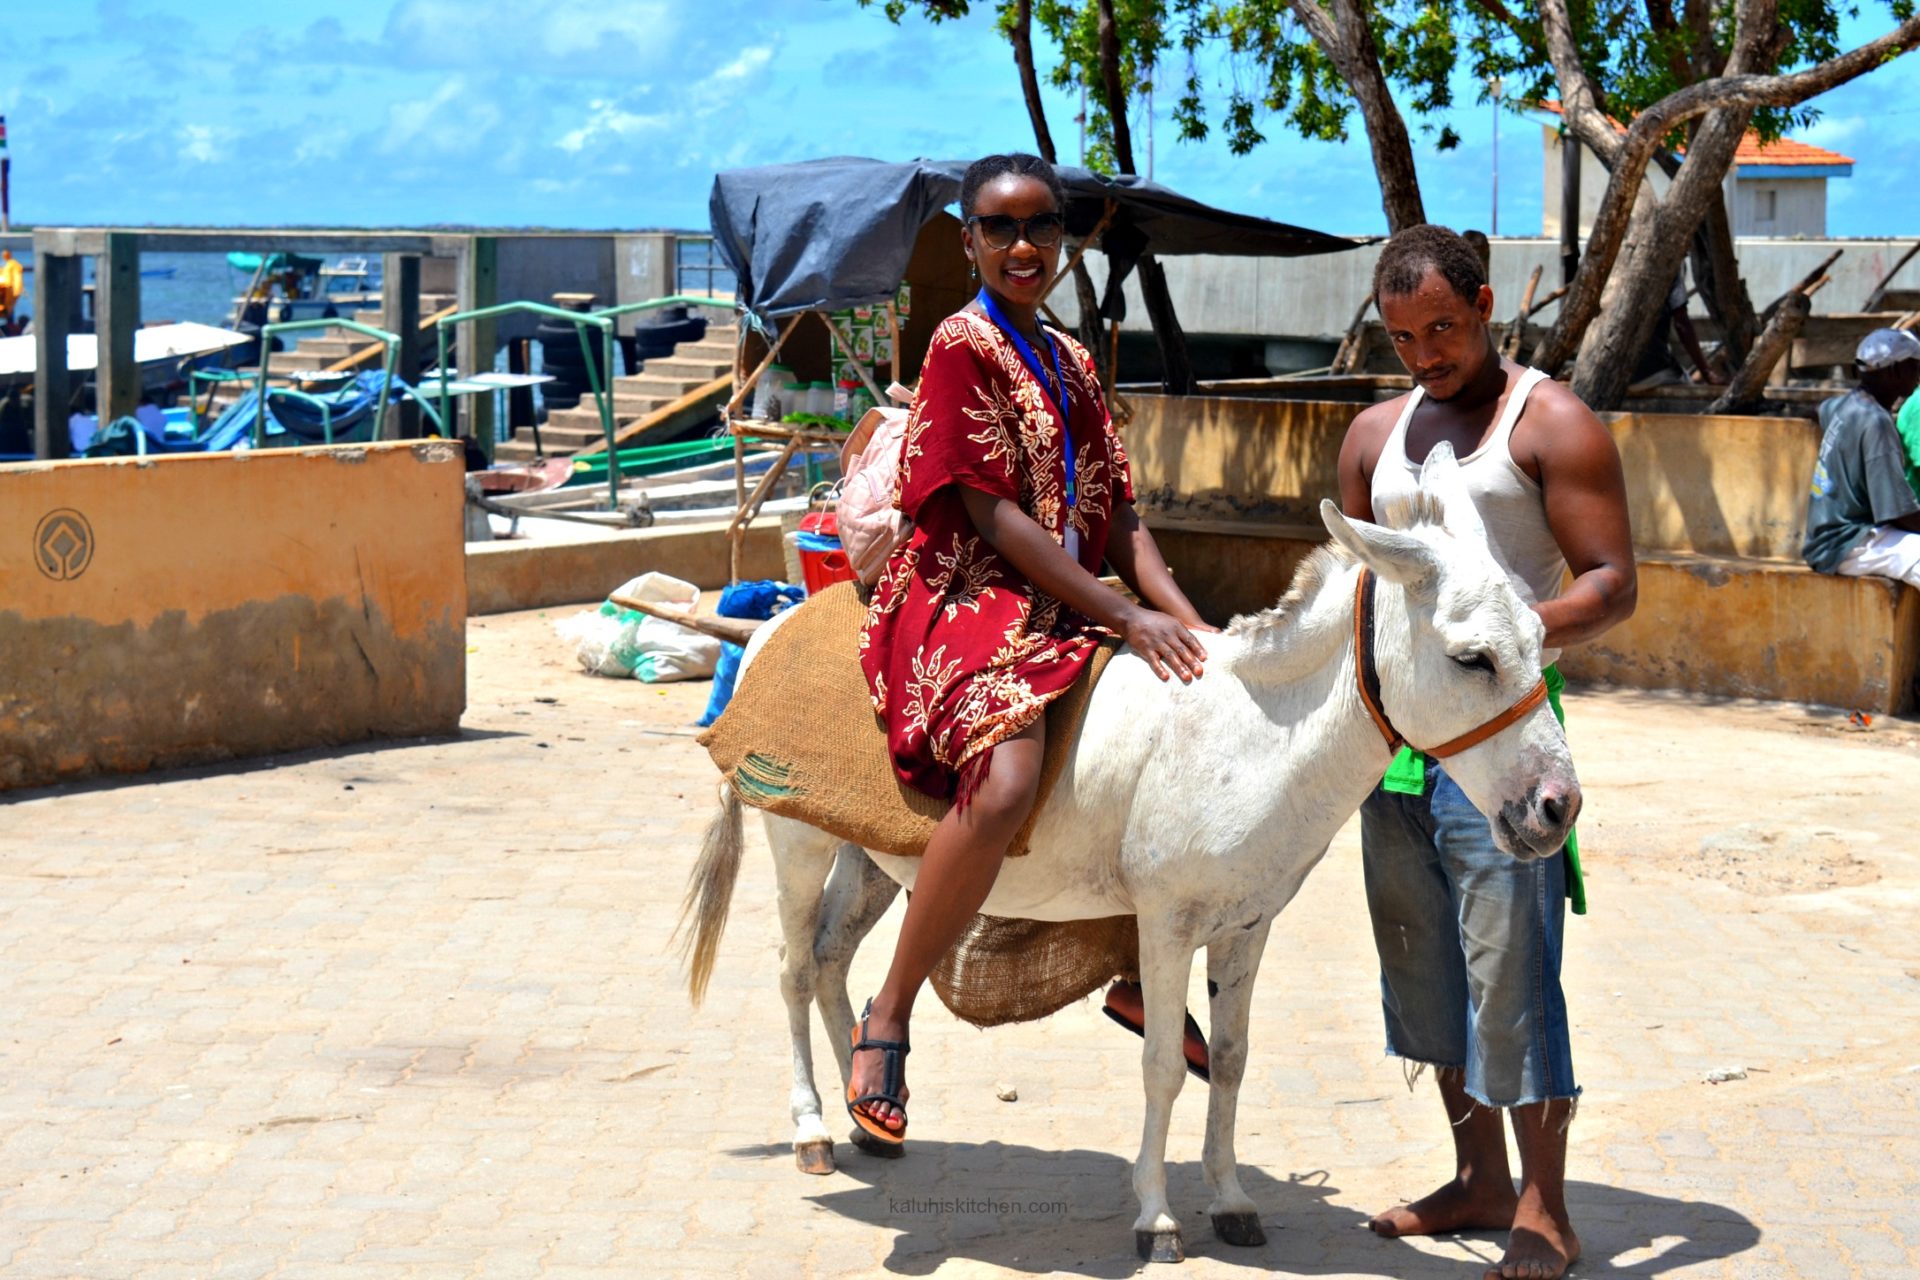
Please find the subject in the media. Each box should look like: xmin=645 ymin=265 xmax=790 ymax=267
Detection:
xmin=33 ymin=508 xmax=94 ymax=581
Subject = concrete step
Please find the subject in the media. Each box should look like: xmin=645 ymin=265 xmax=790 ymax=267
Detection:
xmin=613 ymin=393 xmax=673 ymax=416
xmin=514 ymin=421 xmax=607 ymax=449
xmin=494 ymin=440 xmax=542 ymax=463
xmin=638 ymin=356 xmax=730 ymax=380
xmin=676 ymin=340 xmax=737 ymax=361
xmin=614 ymin=373 xmax=711 ymax=398
xmin=272 ymin=352 xmax=334 ymax=372
xmin=544 ymin=408 xmax=633 ymax=436
xmin=295 ymin=337 xmax=364 ymax=359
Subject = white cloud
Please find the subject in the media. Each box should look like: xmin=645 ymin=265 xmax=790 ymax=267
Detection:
xmin=181 ymin=124 xmax=220 ymax=163
xmin=382 ymin=75 xmax=501 ymax=156
xmin=384 ymin=0 xmax=679 ymax=73
xmin=1799 ymin=115 xmax=1866 ymax=149
xmin=715 ymin=46 xmax=773 ymax=82
xmin=555 ymin=98 xmax=674 ymax=154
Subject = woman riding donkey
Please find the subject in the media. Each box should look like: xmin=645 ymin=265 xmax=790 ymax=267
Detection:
xmin=848 ymin=153 xmax=1216 ymax=1148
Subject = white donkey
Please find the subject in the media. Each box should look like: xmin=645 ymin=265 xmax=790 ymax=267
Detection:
xmin=679 ymin=446 xmax=1580 ymax=1262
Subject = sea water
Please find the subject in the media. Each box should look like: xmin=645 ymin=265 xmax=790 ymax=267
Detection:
xmin=6 ymin=248 xmax=348 ymax=328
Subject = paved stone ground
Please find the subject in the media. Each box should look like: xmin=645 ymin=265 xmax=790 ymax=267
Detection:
xmin=3 ymin=606 xmax=1918 ymax=1279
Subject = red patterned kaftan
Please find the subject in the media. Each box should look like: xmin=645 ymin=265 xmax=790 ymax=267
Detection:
xmin=859 ymin=310 xmax=1134 ymax=799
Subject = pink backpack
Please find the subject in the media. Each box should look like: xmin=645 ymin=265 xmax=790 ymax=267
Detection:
xmin=837 ymin=392 xmax=915 ymax=585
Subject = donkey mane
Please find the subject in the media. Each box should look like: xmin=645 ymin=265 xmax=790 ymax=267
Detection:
xmin=1224 ymin=490 xmax=1448 ymax=639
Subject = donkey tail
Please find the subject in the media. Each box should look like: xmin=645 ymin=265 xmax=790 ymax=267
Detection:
xmin=674 ymin=778 xmax=746 ymax=1006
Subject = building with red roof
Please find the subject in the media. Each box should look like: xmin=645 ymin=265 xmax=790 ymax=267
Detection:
xmin=1532 ymin=101 xmax=1852 ymax=239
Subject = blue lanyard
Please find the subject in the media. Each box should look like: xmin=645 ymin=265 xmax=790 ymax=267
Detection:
xmin=976 ymin=289 xmax=1074 ymax=506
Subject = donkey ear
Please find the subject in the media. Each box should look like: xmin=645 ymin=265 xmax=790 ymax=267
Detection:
xmin=1418 ymin=441 xmax=1486 ymax=543
xmin=1321 ymin=499 xmax=1438 ymax=590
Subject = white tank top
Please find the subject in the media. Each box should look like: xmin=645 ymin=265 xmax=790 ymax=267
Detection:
xmin=1371 ymin=366 xmax=1566 ymax=662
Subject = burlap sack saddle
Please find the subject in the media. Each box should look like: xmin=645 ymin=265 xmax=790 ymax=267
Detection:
xmin=698 ymin=580 xmax=1138 ymax=1026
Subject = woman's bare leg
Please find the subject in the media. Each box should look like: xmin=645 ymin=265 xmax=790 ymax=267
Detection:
xmin=850 ymin=717 xmax=1045 ymax=1132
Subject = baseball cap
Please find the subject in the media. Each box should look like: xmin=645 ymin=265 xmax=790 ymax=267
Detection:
xmin=1855 ymin=328 xmax=1920 ymax=370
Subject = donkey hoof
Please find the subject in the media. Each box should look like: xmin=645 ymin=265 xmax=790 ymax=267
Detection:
xmin=1211 ymin=1211 xmax=1266 ymax=1247
xmin=849 ymin=1128 xmax=905 ymax=1160
xmin=1135 ymin=1228 xmax=1185 ymax=1263
xmin=795 ymin=1140 xmax=835 ymax=1176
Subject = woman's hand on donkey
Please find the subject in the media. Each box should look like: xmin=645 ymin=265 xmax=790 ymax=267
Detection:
xmin=1120 ymin=607 xmax=1209 ymax=683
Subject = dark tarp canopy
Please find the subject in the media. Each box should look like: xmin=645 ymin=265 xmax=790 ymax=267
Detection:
xmin=709 ymin=156 xmax=1357 ymax=323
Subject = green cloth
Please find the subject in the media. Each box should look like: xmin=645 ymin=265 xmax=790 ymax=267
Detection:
xmin=1897 ymin=393 xmax=1920 ymax=500
xmin=1378 ymin=663 xmax=1586 ymax=915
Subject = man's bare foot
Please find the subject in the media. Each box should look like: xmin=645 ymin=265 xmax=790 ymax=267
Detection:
xmin=1485 ymin=1197 xmax=1579 ymax=1279
xmin=1368 ymin=1176 xmax=1519 ymax=1238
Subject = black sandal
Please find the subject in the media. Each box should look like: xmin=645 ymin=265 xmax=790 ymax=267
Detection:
xmin=846 ymin=998 xmax=910 ymax=1150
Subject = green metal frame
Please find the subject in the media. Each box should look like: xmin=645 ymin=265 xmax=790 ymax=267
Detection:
xmin=254 ymin=318 xmax=401 ymax=449
xmin=435 ymin=301 xmax=619 ymax=508
xmin=187 ymin=367 xmax=250 ymax=434
xmin=589 ymin=292 xmax=732 ymax=324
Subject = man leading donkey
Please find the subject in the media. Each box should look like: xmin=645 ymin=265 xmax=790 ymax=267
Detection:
xmin=1337 ymin=225 xmax=1637 ymax=1280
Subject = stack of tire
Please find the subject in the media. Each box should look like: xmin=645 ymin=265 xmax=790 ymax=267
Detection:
xmin=620 ymin=304 xmax=708 ymax=375
xmin=535 ymin=312 xmax=604 ymax=413
xmin=538 ymin=305 xmax=709 ymax=415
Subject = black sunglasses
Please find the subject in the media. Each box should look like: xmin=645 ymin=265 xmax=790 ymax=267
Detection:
xmin=966 ymin=212 xmax=1065 ymax=250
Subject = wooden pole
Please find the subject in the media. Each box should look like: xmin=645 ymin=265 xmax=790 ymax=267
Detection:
xmin=31 ymin=249 xmax=80 ymax=459
xmin=1710 ymin=291 xmax=1810 ymax=415
xmin=1502 ymin=265 xmax=1544 ymax=360
xmin=1559 ymin=129 xmax=1581 ymax=286
xmin=95 ymin=231 xmax=140 ymax=427
xmin=1764 ymin=249 xmax=1843 ymax=319
xmin=1525 ymin=284 xmax=1570 ymax=319
xmin=817 ymin=310 xmax=887 ymax=406
xmin=885 ymin=300 xmax=901 ymax=381
xmin=458 ymin=236 xmax=499 ymax=458
xmin=724 ymin=316 xmax=796 ymax=418
xmin=607 ymin=594 xmax=762 ymax=646
xmin=382 ymin=253 xmax=423 ymax=438
xmin=604 ymin=374 xmax=729 ymax=450
xmin=1330 ymin=294 xmax=1373 ymax=375
xmin=1864 ymin=241 xmax=1920 ymax=312
xmin=1040 ymin=199 xmax=1118 ymax=304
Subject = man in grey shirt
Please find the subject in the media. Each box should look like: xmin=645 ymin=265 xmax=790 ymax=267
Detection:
xmin=1804 ymin=329 xmax=1920 ymax=587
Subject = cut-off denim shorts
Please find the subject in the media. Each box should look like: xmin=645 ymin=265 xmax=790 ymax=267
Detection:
xmin=1359 ymin=759 xmax=1578 ymax=1110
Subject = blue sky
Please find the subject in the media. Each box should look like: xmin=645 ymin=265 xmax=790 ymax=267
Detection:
xmin=4 ymin=0 xmax=1918 ymax=237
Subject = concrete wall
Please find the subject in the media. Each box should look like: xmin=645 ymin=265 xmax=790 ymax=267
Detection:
xmin=1124 ymin=392 xmax=1917 ymax=710
xmin=1733 ymin=178 xmax=1828 ymax=238
xmin=1125 ymin=394 xmax=1823 ymax=559
xmin=1046 ymin=235 xmax=1920 ymax=347
xmin=495 ymin=236 xmax=618 ymax=342
xmin=466 ymin=519 xmax=786 ymax=614
xmin=0 ymin=441 xmax=467 ymax=790
xmin=1566 ymin=553 xmax=1919 ymax=711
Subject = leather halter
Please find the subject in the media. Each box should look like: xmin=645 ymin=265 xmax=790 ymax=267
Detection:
xmin=1352 ymin=567 xmax=1549 ymax=759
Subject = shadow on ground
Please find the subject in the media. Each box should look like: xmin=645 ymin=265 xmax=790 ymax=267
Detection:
xmin=0 ymin=727 xmax=522 ymax=804
xmin=729 ymin=1139 xmax=1759 ymax=1276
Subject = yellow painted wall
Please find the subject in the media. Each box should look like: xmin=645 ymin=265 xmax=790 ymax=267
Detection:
xmin=1127 ymin=393 xmax=1916 ymax=711
xmin=0 ymin=442 xmax=467 ymax=789
xmin=1127 ymin=394 xmax=1823 ymax=561
xmin=1559 ymin=553 xmax=1920 ymax=712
